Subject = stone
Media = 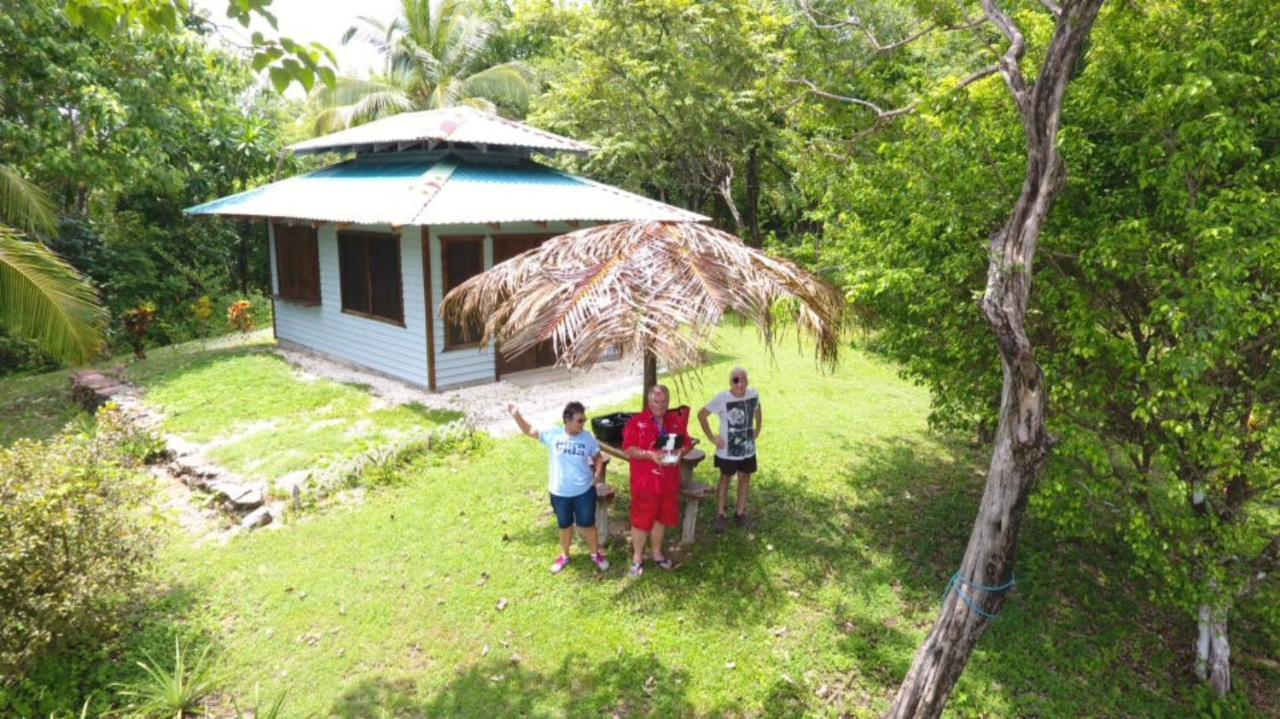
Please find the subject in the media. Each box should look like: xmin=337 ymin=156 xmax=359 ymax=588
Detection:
xmin=241 ymin=507 xmax=273 ymax=530
xmin=205 ymin=481 xmax=264 ymax=510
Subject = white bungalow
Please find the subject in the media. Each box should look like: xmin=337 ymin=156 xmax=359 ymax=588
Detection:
xmin=187 ymin=108 xmax=705 ymax=390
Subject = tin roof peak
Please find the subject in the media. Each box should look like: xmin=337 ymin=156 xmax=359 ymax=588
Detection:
xmin=287 ymin=107 xmax=595 ymax=158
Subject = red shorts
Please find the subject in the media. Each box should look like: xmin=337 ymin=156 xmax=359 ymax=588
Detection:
xmin=630 ymin=489 xmax=679 ymax=532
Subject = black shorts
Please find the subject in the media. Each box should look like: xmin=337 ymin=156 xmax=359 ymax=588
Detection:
xmin=714 ymin=454 xmax=758 ymax=475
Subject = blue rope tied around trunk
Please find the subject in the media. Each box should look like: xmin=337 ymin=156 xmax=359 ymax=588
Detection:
xmin=944 ymin=571 xmax=1016 ymax=620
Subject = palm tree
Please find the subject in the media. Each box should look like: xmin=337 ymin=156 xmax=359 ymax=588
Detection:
xmin=0 ymin=165 xmax=106 ymax=365
xmin=441 ymin=221 xmax=844 ymax=402
xmin=304 ymin=0 xmax=535 ymax=134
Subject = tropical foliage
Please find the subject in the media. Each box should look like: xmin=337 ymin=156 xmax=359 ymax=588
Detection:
xmin=531 ymin=0 xmax=791 ymax=244
xmin=0 ymin=228 xmax=105 ymax=365
xmin=798 ymin=0 xmax=1280 ymax=698
xmin=0 ymin=0 xmax=293 ymax=374
xmin=303 ymin=0 xmax=535 ymax=133
xmin=0 ymin=0 xmax=1276 ymax=713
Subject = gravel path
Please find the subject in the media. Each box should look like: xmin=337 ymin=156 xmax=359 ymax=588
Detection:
xmin=276 ymin=344 xmax=645 ymax=437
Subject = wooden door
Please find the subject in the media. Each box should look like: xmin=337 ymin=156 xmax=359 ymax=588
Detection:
xmin=494 ymin=235 xmax=558 ymax=376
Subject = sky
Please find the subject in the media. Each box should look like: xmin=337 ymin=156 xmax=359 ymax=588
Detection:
xmin=193 ymin=0 xmax=404 ymax=94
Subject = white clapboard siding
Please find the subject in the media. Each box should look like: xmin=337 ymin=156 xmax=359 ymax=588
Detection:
xmin=270 ymin=223 xmax=429 ymax=387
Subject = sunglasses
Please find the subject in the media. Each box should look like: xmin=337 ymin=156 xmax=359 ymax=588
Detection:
xmin=570 ymin=416 xmax=587 ymax=423
xmin=732 ymin=376 xmax=746 ymax=385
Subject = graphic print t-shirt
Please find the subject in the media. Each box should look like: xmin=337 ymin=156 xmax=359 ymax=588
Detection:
xmin=539 ymin=427 xmax=600 ymax=497
xmin=705 ymin=389 xmax=761 ymax=460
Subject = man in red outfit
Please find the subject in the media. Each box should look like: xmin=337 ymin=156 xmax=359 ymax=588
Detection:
xmin=622 ymin=384 xmax=694 ymax=578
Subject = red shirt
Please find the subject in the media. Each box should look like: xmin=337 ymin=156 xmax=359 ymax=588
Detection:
xmin=623 ymin=406 xmax=691 ymax=495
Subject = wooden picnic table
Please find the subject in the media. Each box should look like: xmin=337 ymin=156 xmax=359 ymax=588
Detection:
xmin=596 ymin=442 xmax=712 ymax=545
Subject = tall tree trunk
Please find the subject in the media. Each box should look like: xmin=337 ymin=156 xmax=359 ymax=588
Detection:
xmin=642 ymin=348 xmax=657 ymax=411
xmin=887 ymin=2 xmax=1105 ymax=717
xmin=745 ymin=146 xmax=762 ymax=248
xmin=1195 ymin=601 xmax=1232 ymax=696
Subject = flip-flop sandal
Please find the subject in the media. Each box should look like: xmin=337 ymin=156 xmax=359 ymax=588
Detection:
xmin=628 ymin=562 xmax=645 ymax=578
xmin=654 ymin=557 xmax=675 ymax=571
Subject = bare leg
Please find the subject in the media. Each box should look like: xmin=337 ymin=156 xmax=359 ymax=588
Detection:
xmin=650 ymin=521 xmax=667 ymax=562
xmin=716 ymin=474 xmax=732 ymax=516
xmin=559 ymin=527 xmax=573 ymax=556
xmin=736 ymin=473 xmax=752 ymax=516
xmin=631 ymin=527 xmax=649 ymax=565
xmin=584 ymin=526 xmax=600 ymax=555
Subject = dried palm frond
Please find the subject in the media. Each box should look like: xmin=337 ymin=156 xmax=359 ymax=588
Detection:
xmin=441 ymin=222 xmax=843 ymax=376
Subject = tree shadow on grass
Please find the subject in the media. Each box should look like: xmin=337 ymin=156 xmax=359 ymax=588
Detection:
xmin=805 ymin=436 xmax=1209 ymax=716
xmin=401 ymin=402 xmax=466 ymax=425
xmin=330 ymin=653 xmax=695 ymax=718
xmin=494 ymin=436 xmax=980 ymax=632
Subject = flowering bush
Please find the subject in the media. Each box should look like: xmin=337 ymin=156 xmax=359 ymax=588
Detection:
xmin=121 ymin=302 xmax=157 ymax=359
xmin=227 ymin=299 xmax=254 ymax=334
xmin=191 ymin=295 xmax=214 ymax=338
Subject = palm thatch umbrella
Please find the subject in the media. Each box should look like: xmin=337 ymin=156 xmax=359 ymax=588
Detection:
xmin=441 ymin=221 xmax=844 ymax=404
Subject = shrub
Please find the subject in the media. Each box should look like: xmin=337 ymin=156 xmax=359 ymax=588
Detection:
xmin=121 ymin=303 xmax=157 ymax=360
xmin=226 ymin=299 xmax=254 ymax=334
xmin=190 ymin=296 xmax=214 ymax=339
xmin=0 ymin=406 xmax=159 ymax=685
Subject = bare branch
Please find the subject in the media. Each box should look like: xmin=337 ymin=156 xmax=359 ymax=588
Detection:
xmin=1039 ymin=0 xmax=1064 ymax=17
xmin=794 ymin=64 xmax=998 ymax=127
xmin=981 ymin=0 xmax=1030 ymax=109
xmin=798 ymin=0 xmax=985 ymax=54
xmin=955 ymin=65 xmax=1000 ymax=91
xmin=793 ymin=78 xmax=900 ymax=117
xmin=869 ymin=22 xmax=939 ymax=53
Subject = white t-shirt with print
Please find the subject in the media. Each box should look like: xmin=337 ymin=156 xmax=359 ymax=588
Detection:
xmin=705 ymin=388 xmax=761 ymax=460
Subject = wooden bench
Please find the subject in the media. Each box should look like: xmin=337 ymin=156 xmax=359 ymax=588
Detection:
xmin=597 ymin=445 xmax=712 ymax=544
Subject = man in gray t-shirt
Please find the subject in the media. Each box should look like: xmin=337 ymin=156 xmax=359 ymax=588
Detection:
xmin=697 ymin=367 xmax=763 ymax=532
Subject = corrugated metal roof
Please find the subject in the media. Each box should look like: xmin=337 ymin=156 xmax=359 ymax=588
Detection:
xmin=287 ymin=107 xmax=595 ymax=157
xmin=185 ymin=156 xmax=707 ymax=225
xmin=413 ymin=163 xmax=705 ymax=224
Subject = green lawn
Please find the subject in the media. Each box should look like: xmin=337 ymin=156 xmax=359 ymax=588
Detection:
xmin=126 ymin=345 xmax=460 ymax=485
xmin=0 ymin=334 xmax=279 ymax=449
xmin=0 ymin=369 xmax=86 ymax=446
xmin=15 ymin=327 xmax=1278 ymax=716
xmin=0 ymin=333 xmax=461 ymax=487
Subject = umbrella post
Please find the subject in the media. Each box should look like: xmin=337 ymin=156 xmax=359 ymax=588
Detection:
xmin=642 ymin=348 xmax=658 ymax=410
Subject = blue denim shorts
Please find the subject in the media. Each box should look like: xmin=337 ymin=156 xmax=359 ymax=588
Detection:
xmin=549 ymin=485 xmax=597 ymax=529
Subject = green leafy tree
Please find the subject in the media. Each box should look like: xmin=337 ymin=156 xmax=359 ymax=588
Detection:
xmin=303 ymin=0 xmax=536 ymax=133
xmin=799 ymin=0 xmax=1279 ymax=703
xmin=62 ymin=0 xmax=337 ymax=94
xmin=531 ymin=0 xmax=793 ymax=245
xmin=1 ymin=1 xmax=292 ymax=366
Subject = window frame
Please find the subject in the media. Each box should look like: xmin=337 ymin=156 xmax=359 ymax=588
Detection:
xmin=337 ymin=230 xmax=405 ymax=327
xmin=272 ymin=223 xmax=321 ymax=306
xmin=440 ymin=235 xmax=487 ymax=350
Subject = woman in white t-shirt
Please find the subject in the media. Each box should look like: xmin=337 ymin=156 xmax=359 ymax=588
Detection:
xmin=697 ymin=367 xmax=763 ymax=533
